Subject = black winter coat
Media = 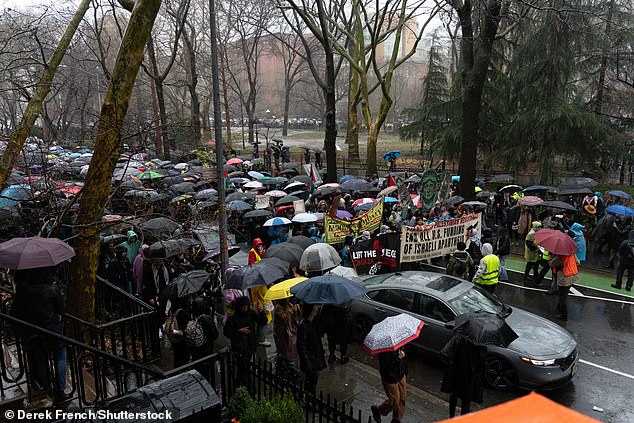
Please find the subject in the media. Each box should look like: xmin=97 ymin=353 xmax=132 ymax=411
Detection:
xmin=223 ymin=297 xmax=267 ymax=356
xmin=494 ymin=235 xmax=511 ymax=256
xmin=12 ymin=279 xmax=64 ymax=344
xmin=440 ymin=335 xmax=485 ymax=403
xmin=378 ymin=350 xmax=407 ymax=384
xmin=320 ymin=304 xmax=353 ymax=344
xmin=297 ymin=318 xmax=325 ymax=372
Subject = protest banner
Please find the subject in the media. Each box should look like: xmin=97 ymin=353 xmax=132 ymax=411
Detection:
xmin=324 ymin=198 xmax=384 ymax=244
xmin=255 ymin=195 xmax=270 ymax=209
xmin=351 ymin=232 xmax=400 ymax=275
xmin=400 ymin=213 xmax=481 ymax=263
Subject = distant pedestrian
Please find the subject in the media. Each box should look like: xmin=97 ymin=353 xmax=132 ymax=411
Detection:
xmin=611 ymin=230 xmax=634 ymax=291
xmin=493 ymin=230 xmax=510 ymax=281
xmin=466 ymin=229 xmax=482 ymax=279
xmin=524 ymin=221 xmax=542 ymax=282
xmin=304 ymin=149 xmax=311 ymax=165
xmin=371 ymin=347 xmax=408 ymax=423
xmin=551 ymin=253 xmax=579 ymax=321
xmin=472 ymin=243 xmax=500 ymax=294
xmin=315 ymin=150 xmax=322 ymax=169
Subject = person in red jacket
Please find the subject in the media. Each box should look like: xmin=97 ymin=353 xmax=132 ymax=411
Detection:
xmin=248 ymin=238 xmax=265 ymax=265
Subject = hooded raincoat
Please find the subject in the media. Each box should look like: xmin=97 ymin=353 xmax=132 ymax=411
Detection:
xmin=569 ymin=223 xmax=587 ymax=261
xmin=118 ymin=230 xmax=141 ymax=264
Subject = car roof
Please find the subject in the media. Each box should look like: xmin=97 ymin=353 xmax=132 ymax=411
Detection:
xmin=362 ymin=271 xmax=471 ymax=301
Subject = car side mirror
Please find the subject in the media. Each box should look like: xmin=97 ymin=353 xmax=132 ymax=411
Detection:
xmin=444 ymin=321 xmax=455 ymax=330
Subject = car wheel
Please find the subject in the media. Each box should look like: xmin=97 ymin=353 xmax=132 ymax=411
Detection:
xmin=353 ymin=316 xmax=374 ymax=342
xmin=484 ymin=355 xmax=518 ymax=390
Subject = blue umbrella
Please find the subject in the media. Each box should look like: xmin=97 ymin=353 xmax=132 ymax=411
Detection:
xmin=380 ymin=196 xmax=398 ymax=203
xmin=606 ymin=205 xmax=634 ymax=216
xmin=606 ymin=190 xmax=633 ymax=200
xmin=248 ymin=171 xmax=265 ymax=180
xmin=0 ymin=184 xmax=32 ymax=209
xmin=290 ymin=274 xmax=368 ymax=305
xmin=383 ymin=150 xmax=400 ymax=161
xmin=227 ymin=200 xmax=252 ymax=211
xmin=340 ymin=175 xmax=355 ymax=183
xmin=451 ymin=175 xmax=460 ymax=182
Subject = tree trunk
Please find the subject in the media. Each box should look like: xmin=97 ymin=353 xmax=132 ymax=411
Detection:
xmin=150 ymin=77 xmax=162 ymax=153
xmin=182 ymin=28 xmax=201 ymax=149
xmin=219 ymin=52 xmax=232 ymax=148
xmin=366 ymin=124 xmax=379 ymax=176
xmin=247 ymin=114 xmax=255 ymax=155
xmin=283 ymin=83 xmax=290 ymax=137
xmin=67 ymin=0 xmax=162 ymax=322
xmin=146 ymin=37 xmax=170 ymax=159
xmin=0 ymin=0 xmax=90 ymax=189
xmin=323 ymin=51 xmax=338 ymax=183
xmin=201 ymin=95 xmax=210 ymax=136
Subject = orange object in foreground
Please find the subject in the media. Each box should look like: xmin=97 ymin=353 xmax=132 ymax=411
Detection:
xmin=434 ymin=392 xmax=600 ymax=423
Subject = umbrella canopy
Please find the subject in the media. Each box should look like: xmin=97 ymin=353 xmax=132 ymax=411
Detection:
xmin=540 ymin=200 xmax=577 ymax=212
xmin=263 ymin=277 xmax=308 ymax=301
xmin=326 ymin=265 xmax=359 ymax=279
xmin=462 ymin=201 xmax=487 ymax=208
xmin=292 ymin=213 xmax=318 ymax=223
xmin=265 ymin=190 xmax=287 ymax=198
xmin=137 ymin=170 xmax=164 ymax=180
xmin=226 ymin=192 xmax=254 ymax=202
xmin=559 ymin=177 xmax=598 ymax=188
xmin=606 ymin=204 xmax=634 ymax=216
xmin=499 ymin=184 xmax=522 ymax=192
xmin=363 ymin=313 xmax=425 ymax=354
xmin=243 ymin=180 xmax=264 ymax=189
xmin=287 ymin=235 xmax=316 ymax=249
xmin=0 ymin=237 xmax=76 ymax=269
xmin=263 ymin=242 xmax=305 ymax=267
xmin=203 ymin=245 xmax=241 ymax=262
xmin=195 ymin=188 xmax=218 ymax=199
xmin=314 ymin=185 xmax=341 ymax=197
xmin=162 ymin=175 xmax=186 ymax=186
xmin=264 ymin=217 xmax=292 ymax=226
xmin=606 ymin=190 xmax=632 ymax=200
xmin=225 ymin=257 xmax=289 ymax=290
xmin=489 ymin=174 xmax=514 ymax=183
xmin=341 ymin=178 xmax=374 ymax=192
xmin=285 ymin=181 xmax=307 ymax=191
xmin=383 ymin=150 xmax=400 ymax=160
xmin=139 ymin=217 xmax=181 ymax=238
xmin=248 ymin=170 xmax=265 ymax=179
xmin=148 ymin=239 xmax=200 ymax=258
xmin=227 ymin=200 xmax=253 ymax=211
xmin=518 ymin=196 xmax=544 ymax=207
xmin=523 ymin=185 xmax=554 ymax=193
xmin=226 ymin=158 xmax=243 ymax=165
xmin=290 ymin=274 xmax=368 ymax=305
xmin=453 ymin=311 xmax=518 ymax=347
xmin=404 ymin=174 xmax=421 ymax=184
xmin=243 ymin=209 xmax=273 ymax=219
xmin=335 ymin=209 xmax=353 ymax=219
xmin=171 ymin=182 xmax=196 ymax=193
xmin=275 ymin=195 xmax=300 ymax=207
xmin=352 ymin=198 xmax=377 ymax=208
xmin=444 ymin=195 xmax=464 ymax=207
xmin=290 ymin=175 xmax=310 ymax=184
xmin=556 ymin=186 xmax=593 ymax=196
xmin=159 ymin=270 xmax=209 ymax=301
xmin=533 ymin=228 xmax=578 ymax=255
xmin=300 ymin=243 xmax=342 ymax=273
xmin=377 ymin=186 xmax=398 ymax=197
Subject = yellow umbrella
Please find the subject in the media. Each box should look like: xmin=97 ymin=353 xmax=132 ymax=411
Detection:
xmin=475 ymin=186 xmax=482 ymax=193
xmin=264 ymin=277 xmax=307 ymax=301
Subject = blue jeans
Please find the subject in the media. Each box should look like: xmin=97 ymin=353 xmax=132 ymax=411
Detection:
xmin=30 ymin=342 xmax=66 ymax=395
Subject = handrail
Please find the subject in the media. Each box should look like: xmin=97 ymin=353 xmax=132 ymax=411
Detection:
xmin=0 ymin=312 xmax=162 ymax=377
xmin=96 ymin=276 xmax=154 ymax=312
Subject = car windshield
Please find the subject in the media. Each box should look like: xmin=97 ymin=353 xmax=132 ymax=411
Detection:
xmin=448 ymin=287 xmax=505 ymax=315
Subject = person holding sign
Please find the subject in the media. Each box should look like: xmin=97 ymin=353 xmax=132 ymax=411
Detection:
xmin=472 ymin=243 xmax=500 ymax=294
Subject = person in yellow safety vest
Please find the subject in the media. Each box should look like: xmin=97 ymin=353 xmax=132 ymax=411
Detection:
xmin=247 ymin=238 xmax=273 ymax=347
xmin=472 ymin=243 xmax=500 ymax=294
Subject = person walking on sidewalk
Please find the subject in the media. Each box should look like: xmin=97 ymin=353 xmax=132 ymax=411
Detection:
xmin=612 ymin=230 xmax=634 ymax=291
xmin=371 ymin=347 xmax=408 ymax=423
xmin=472 ymin=243 xmax=500 ymax=294
xmin=524 ymin=221 xmax=542 ymax=283
xmin=550 ymin=253 xmax=579 ymax=321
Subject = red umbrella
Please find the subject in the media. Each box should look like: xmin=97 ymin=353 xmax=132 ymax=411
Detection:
xmin=518 ymin=196 xmax=544 ymax=207
xmin=534 ymin=229 xmax=578 ymax=255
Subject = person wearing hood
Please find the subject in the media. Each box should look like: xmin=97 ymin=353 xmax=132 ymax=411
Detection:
xmin=118 ymin=230 xmax=141 ymax=265
xmin=569 ymin=223 xmax=587 ymax=262
xmin=524 ymin=221 xmax=542 ymax=283
xmin=132 ymin=244 xmax=149 ymax=295
xmin=612 ymin=230 xmax=634 ymax=291
xmin=493 ymin=230 xmax=511 ymax=281
xmin=248 ymin=238 xmax=265 ymax=265
xmin=472 ymin=243 xmax=500 ymax=294
xmin=446 ymin=242 xmax=474 ymax=280
xmin=466 ymin=228 xmax=482 ymax=279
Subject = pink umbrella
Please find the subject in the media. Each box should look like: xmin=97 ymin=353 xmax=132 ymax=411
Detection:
xmin=265 ymin=190 xmax=287 ymax=198
xmin=0 ymin=237 xmax=75 ymax=270
xmin=226 ymin=158 xmax=243 ymax=165
xmin=518 ymin=196 xmax=544 ymax=207
xmin=352 ymin=198 xmax=377 ymax=208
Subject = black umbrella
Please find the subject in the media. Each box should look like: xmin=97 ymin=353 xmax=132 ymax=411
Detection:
xmin=555 ymin=186 xmax=593 ymax=196
xmin=140 ymin=217 xmax=181 ymax=239
xmin=263 ymin=242 xmax=305 ymax=268
xmin=203 ymin=245 xmax=241 ymax=262
xmin=227 ymin=200 xmax=252 ymax=211
xmin=444 ymin=195 xmax=464 ymax=207
xmin=162 ymin=176 xmax=186 ymax=186
xmin=280 ymin=169 xmax=298 ymax=176
xmin=149 ymin=239 xmax=200 ymax=258
xmin=243 ymin=209 xmax=273 ymax=219
xmin=541 ymin=200 xmax=577 ymax=212
xmin=226 ymin=192 xmax=254 ymax=202
xmin=288 ymin=235 xmax=316 ymax=250
xmin=314 ymin=185 xmax=340 ymax=197
xmin=282 ymin=162 xmax=300 ymax=170
xmin=453 ymin=311 xmax=518 ymax=348
xmin=290 ymin=175 xmax=310 ymax=184
xmin=488 ymin=174 xmax=514 ymax=183
xmin=194 ymin=200 xmax=218 ymax=211
xmin=193 ymin=181 xmax=211 ymax=191
xmin=225 ymin=257 xmax=289 ymax=290
xmin=159 ymin=270 xmax=209 ymax=302
xmin=275 ymin=195 xmax=300 ymax=207
xmin=341 ymin=178 xmax=373 ymax=192
xmin=148 ymin=193 xmax=171 ymax=203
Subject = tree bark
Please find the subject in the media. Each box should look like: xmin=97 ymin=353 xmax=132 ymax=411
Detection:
xmin=283 ymin=79 xmax=291 ymax=137
xmin=346 ymin=33 xmax=360 ymax=161
xmin=367 ymin=124 xmax=379 ymax=175
xmin=146 ymin=37 xmax=171 ymax=159
xmin=150 ymin=77 xmax=162 ymax=153
xmin=219 ymin=50 xmax=232 ymax=148
xmin=67 ymin=0 xmax=162 ymax=322
xmin=182 ymin=27 xmax=201 ymax=149
xmin=0 ymin=0 xmax=90 ymax=189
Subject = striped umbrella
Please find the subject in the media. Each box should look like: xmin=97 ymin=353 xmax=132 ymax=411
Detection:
xmin=352 ymin=198 xmax=377 ymax=208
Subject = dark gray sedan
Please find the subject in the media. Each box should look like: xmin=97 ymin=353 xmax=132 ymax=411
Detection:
xmin=351 ymin=271 xmax=578 ymax=390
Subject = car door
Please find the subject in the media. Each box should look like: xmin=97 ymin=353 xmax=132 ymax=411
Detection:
xmin=413 ymin=293 xmax=457 ymax=354
xmin=366 ymin=288 xmax=417 ymax=323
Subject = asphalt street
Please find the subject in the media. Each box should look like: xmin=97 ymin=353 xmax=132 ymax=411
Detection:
xmin=347 ymin=265 xmax=634 ymax=423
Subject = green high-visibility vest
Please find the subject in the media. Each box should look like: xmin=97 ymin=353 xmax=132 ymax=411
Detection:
xmin=475 ymin=254 xmax=500 ymax=285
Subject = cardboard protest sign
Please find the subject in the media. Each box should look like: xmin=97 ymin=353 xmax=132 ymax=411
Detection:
xmin=255 ymin=195 xmax=270 ymax=209
xmin=293 ymin=199 xmax=305 ymax=214
xmin=400 ymin=213 xmax=481 ymax=262
xmin=324 ymin=198 xmax=384 ymax=244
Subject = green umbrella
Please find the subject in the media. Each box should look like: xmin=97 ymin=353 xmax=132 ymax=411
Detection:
xmin=137 ymin=171 xmax=164 ymax=180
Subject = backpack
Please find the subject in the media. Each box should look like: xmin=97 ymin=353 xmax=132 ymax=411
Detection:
xmin=628 ymin=242 xmax=634 ymax=259
xmin=453 ymin=258 xmax=468 ymax=277
xmin=165 ymin=309 xmax=184 ymax=343
xmin=185 ymin=317 xmax=206 ymax=348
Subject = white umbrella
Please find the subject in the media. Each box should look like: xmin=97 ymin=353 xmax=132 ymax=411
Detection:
xmin=174 ymin=162 xmax=189 ymax=170
xmin=300 ymin=243 xmax=342 ymax=273
xmin=263 ymin=217 xmax=292 ymax=226
xmin=244 ymin=180 xmax=264 ymax=189
xmin=326 ymin=265 xmax=359 ymax=279
xmin=285 ymin=181 xmax=307 ymax=191
xmin=292 ymin=213 xmax=318 ymax=223
xmin=363 ymin=313 xmax=424 ymax=354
